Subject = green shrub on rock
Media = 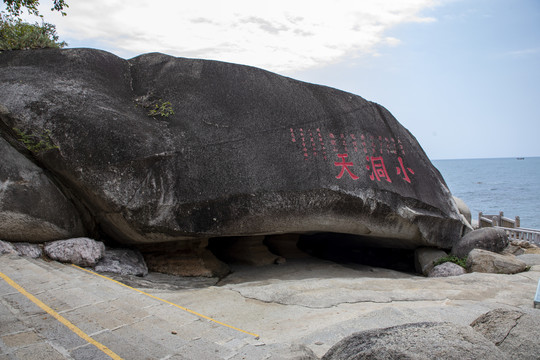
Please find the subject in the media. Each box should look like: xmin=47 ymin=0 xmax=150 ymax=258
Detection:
xmin=434 ymin=255 xmax=467 ymax=268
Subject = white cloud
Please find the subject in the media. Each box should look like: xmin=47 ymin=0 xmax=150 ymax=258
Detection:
xmin=31 ymin=0 xmax=440 ymax=73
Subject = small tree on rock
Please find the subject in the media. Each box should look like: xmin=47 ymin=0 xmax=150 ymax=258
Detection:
xmin=1 ymin=0 xmax=68 ymax=50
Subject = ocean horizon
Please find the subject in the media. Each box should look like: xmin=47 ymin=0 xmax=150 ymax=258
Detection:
xmin=432 ymin=156 xmax=540 ymax=230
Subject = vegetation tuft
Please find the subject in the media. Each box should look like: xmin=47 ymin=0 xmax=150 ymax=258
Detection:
xmin=13 ymin=127 xmax=59 ymax=153
xmin=433 ymin=255 xmax=467 ymax=268
xmin=147 ymin=100 xmax=175 ymax=118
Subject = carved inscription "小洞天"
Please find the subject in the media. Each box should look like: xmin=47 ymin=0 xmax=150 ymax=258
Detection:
xmin=289 ymin=128 xmax=415 ymax=184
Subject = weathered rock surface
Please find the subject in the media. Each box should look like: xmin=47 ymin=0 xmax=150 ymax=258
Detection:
xmin=0 ymin=48 xmax=465 ymax=249
xmin=94 ymin=248 xmax=148 ymax=276
xmin=0 ymin=135 xmax=84 ymax=243
xmin=427 ymin=261 xmax=466 ymax=277
xmin=140 ymin=239 xmax=230 ymax=278
xmin=44 ymin=237 xmax=105 ymax=266
xmin=503 ymin=239 xmax=539 ymax=256
xmin=453 ymin=196 xmax=472 ymax=225
xmin=12 ymin=242 xmax=42 ymax=258
xmin=212 ymin=236 xmax=284 ymax=266
xmin=451 ymin=227 xmax=509 ymax=258
xmin=0 ymin=239 xmax=16 ymax=255
xmin=471 ymin=308 xmax=540 ymax=360
xmin=265 ymin=234 xmax=310 ymax=259
xmin=466 ymin=249 xmax=528 ymax=274
xmin=516 ymin=253 xmax=540 ymax=266
xmin=322 ymin=322 xmax=507 ymax=360
xmin=414 ymin=247 xmax=447 ymax=275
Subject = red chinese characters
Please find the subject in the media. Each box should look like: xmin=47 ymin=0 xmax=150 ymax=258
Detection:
xmin=396 ymin=156 xmax=415 ymax=183
xmin=366 ymin=156 xmax=392 ymax=183
xmin=334 ymin=154 xmax=359 ymax=180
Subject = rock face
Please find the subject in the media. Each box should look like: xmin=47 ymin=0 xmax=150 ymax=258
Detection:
xmin=0 ymin=48 xmax=466 ymax=249
xmin=466 ymin=249 xmax=528 ymax=274
xmin=322 ymin=322 xmax=507 ymax=360
xmin=140 ymin=239 xmax=230 ymax=278
xmin=471 ymin=308 xmax=540 ymax=360
xmin=0 ymin=136 xmax=84 ymax=243
xmin=451 ymin=227 xmax=509 ymax=258
xmin=44 ymin=237 xmax=105 ymax=266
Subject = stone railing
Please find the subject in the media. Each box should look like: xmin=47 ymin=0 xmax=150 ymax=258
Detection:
xmin=479 ymin=211 xmax=540 ymax=245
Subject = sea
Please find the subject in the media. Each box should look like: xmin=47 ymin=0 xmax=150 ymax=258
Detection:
xmin=432 ymin=157 xmax=540 ymax=230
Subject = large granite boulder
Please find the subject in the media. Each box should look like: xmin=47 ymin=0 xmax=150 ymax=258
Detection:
xmin=322 ymin=322 xmax=507 ymax=360
xmin=0 ymin=135 xmax=85 ymax=243
xmin=471 ymin=308 xmax=540 ymax=360
xmin=0 ymin=48 xmax=466 ymax=249
xmin=451 ymin=227 xmax=509 ymax=258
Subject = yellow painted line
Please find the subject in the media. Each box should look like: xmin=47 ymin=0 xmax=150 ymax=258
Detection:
xmin=0 ymin=271 xmax=123 ymax=360
xmin=72 ymin=264 xmax=260 ymax=339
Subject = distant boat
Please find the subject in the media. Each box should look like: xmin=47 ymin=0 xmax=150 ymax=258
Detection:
xmin=517 ymin=157 xmax=525 ymax=160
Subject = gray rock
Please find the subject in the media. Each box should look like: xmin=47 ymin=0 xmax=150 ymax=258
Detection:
xmin=322 ymin=322 xmax=508 ymax=360
xmin=265 ymin=234 xmax=310 ymax=259
xmin=141 ymin=239 xmax=229 ymax=278
xmin=0 ymin=48 xmax=466 ymax=250
xmin=44 ymin=237 xmax=105 ymax=266
xmin=214 ymin=236 xmax=283 ymax=266
xmin=471 ymin=308 xmax=540 ymax=360
xmin=94 ymin=248 xmax=148 ymax=276
xmin=451 ymin=227 xmax=509 ymax=258
xmin=269 ymin=344 xmax=318 ymax=360
xmin=453 ymin=196 xmax=472 ymax=225
xmin=0 ymin=136 xmax=85 ymax=243
xmin=414 ymin=247 xmax=447 ymax=275
xmin=427 ymin=261 xmax=466 ymax=277
xmin=0 ymin=240 xmax=16 ymax=254
xmin=466 ymin=249 xmax=528 ymax=274
xmin=12 ymin=242 xmax=42 ymax=258
xmin=516 ymin=253 xmax=540 ymax=266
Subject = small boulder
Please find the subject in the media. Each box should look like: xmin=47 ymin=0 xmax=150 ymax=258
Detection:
xmin=453 ymin=196 xmax=472 ymax=225
xmin=94 ymin=248 xmax=148 ymax=276
xmin=322 ymin=322 xmax=507 ymax=360
xmin=471 ymin=308 xmax=540 ymax=360
xmin=12 ymin=242 xmax=42 ymax=258
xmin=427 ymin=262 xmax=466 ymax=277
xmin=0 ymin=240 xmax=16 ymax=255
xmin=414 ymin=247 xmax=448 ymax=275
xmin=44 ymin=237 xmax=105 ymax=266
xmin=466 ymin=249 xmax=528 ymax=274
xmin=451 ymin=228 xmax=509 ymax=258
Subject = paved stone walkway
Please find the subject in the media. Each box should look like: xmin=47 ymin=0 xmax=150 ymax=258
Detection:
xmin=2 ymin=253 xmax=539 ymax=360
xmin=0 ymin=255 xmax=269 ymax=360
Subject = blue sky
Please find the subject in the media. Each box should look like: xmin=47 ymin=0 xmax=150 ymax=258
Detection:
xmin=7 ymin=0 xmax=540 ymax=160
